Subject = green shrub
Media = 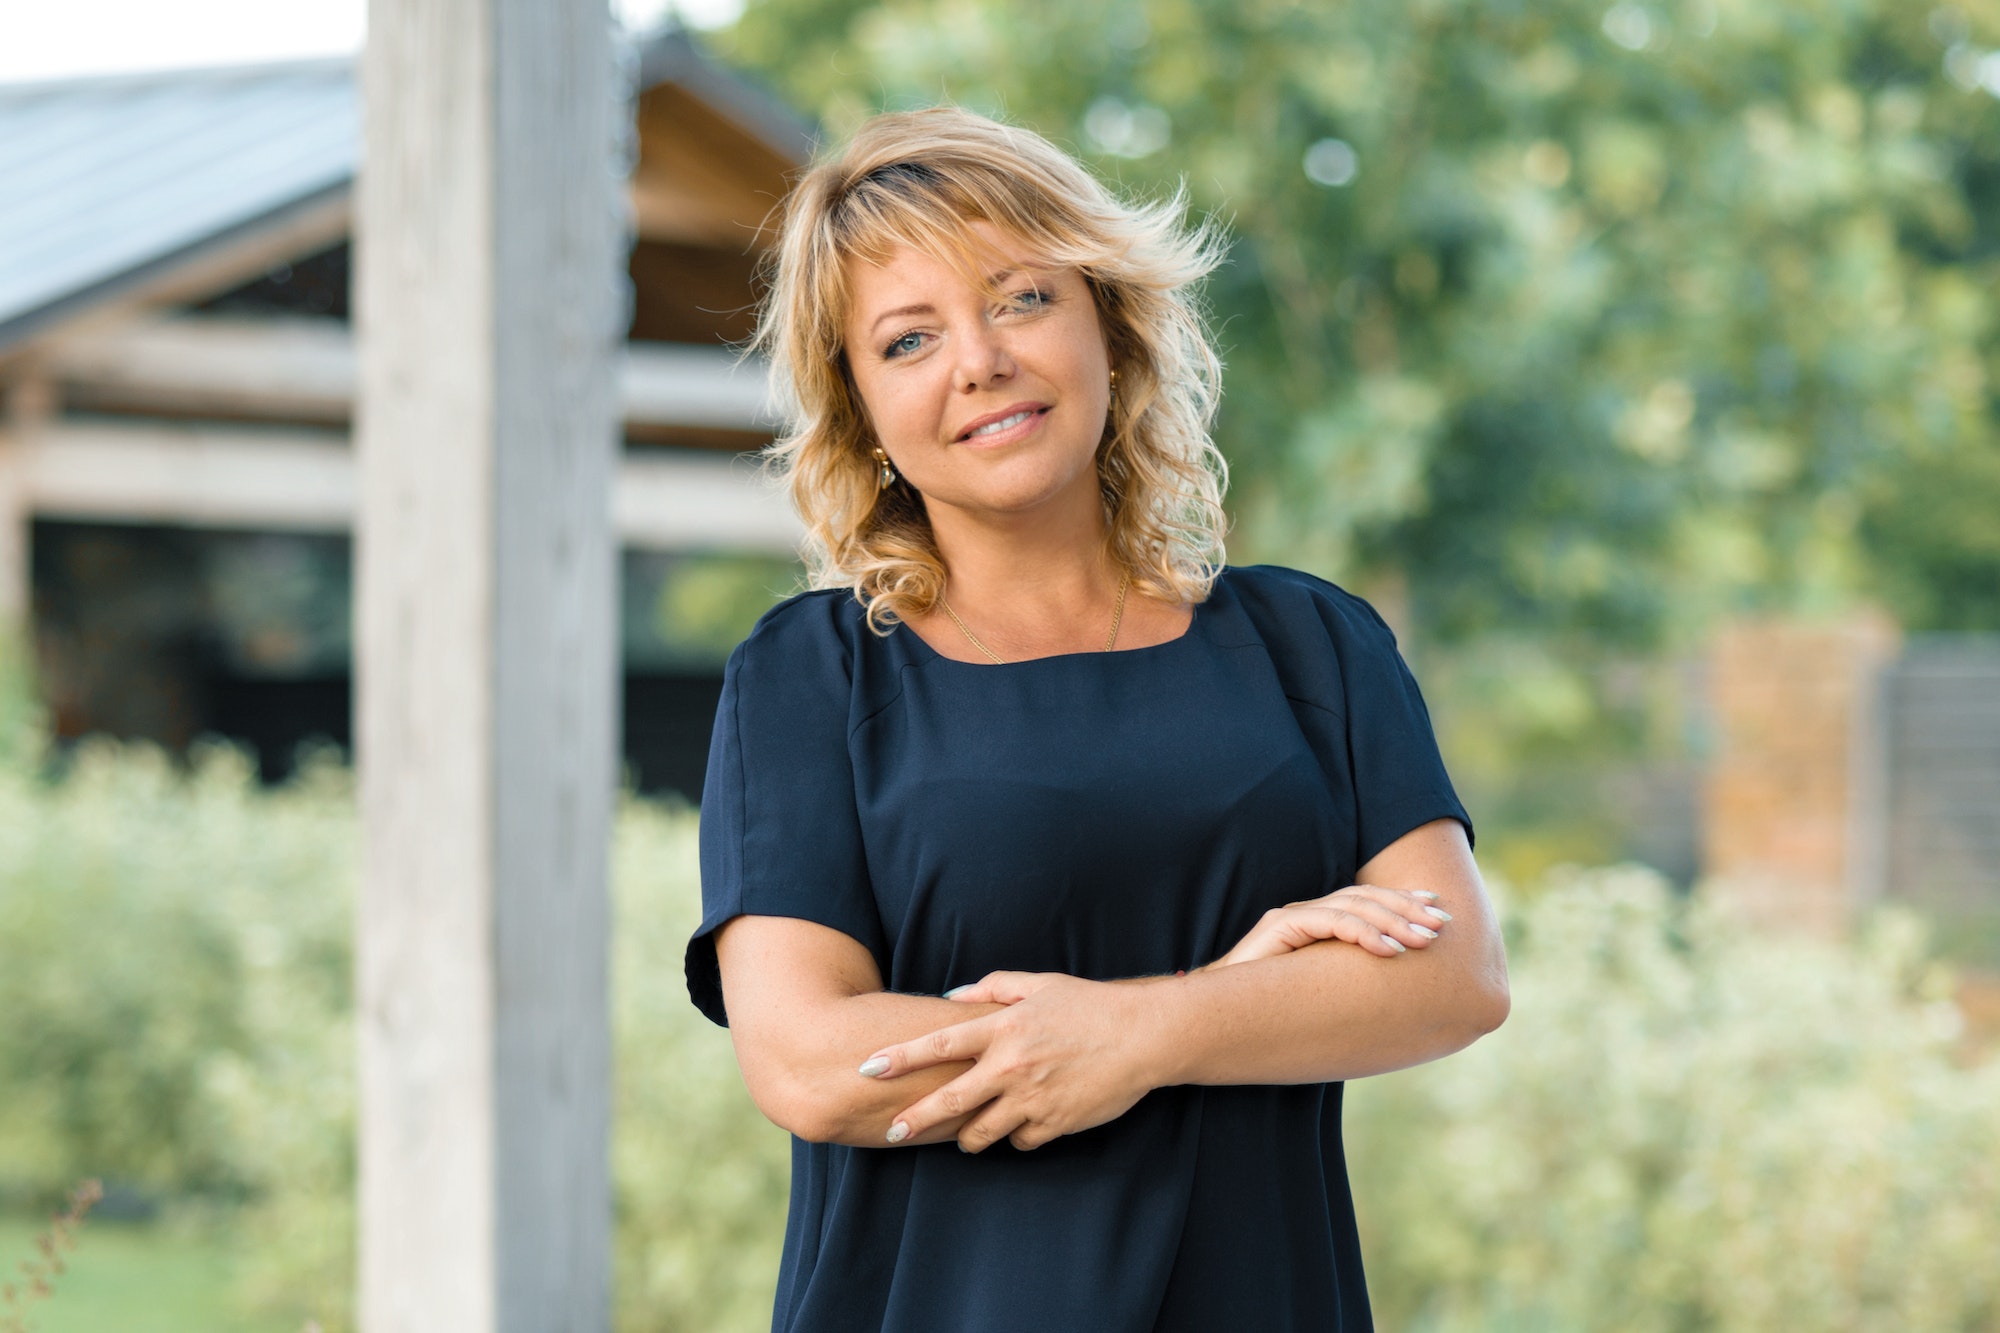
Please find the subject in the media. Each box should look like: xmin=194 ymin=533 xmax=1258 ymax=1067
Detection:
xmin=1348 ymin=866 xmax=2000 ymax=1332
xmin=0 ymin=736 xmax=352 ymax=1208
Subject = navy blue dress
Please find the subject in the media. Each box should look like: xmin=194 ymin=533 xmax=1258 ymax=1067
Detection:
xmin=686 ymin=564 xmax=1472 ymax=1333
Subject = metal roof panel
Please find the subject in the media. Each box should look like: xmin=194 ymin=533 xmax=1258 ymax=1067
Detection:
xmin=0 ymin=61 xmax=358 ymax=345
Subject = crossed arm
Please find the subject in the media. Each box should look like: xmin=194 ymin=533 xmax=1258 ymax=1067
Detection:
xmin=713 ymin=817 xmax=1509 ymax=1152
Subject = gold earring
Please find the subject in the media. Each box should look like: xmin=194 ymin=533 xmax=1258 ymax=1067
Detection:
xmin=872 ymin=447 xmax=896 ymax=490
xmin=1109 ymin=369 xmax=1120 ymax=402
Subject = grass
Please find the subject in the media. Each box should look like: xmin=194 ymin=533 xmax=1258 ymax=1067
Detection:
xmin=0 ymin=1213 xmax=257 ymax=1333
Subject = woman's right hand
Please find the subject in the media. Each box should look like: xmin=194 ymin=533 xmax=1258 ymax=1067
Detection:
xmin=1197 ymin=885 xmax=1451 ymax=970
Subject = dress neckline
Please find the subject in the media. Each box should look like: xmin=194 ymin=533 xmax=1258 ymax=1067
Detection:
xmin=899 ymin=587 xmax=1211 ymax=669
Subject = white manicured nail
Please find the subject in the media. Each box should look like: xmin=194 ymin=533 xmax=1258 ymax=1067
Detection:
xmin=1424 ymin=906 xmax=1452 ymax=921
xmin=943 ymin=985 xmax=975 ymax=999
xmin=1409 ymin=923 xmax=1438 ymax=939
xmin=1381 ymin=934 xmax=1406 ymax=953
xmin=886 ymin=1121 xmax=910 ymax=1144
xmin=858 ymin=1056 xmax=890 ymax=1077
xmin=1412 ymin=890 xmax=1440 ymax=900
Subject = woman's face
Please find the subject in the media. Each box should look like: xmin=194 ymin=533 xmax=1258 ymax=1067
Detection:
xmin=841 ymin=220 xmax=1113 ymax=529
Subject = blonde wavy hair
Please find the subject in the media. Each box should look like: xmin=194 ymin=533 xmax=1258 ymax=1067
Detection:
xmin=753 ymin=106 xmax=1231 ymax=630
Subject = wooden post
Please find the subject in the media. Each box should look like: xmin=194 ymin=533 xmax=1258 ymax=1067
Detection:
xmin=354 ymin=0 xmax=624 ymax=1328
xmin=0 ymin=375 xmax=52 ymax=627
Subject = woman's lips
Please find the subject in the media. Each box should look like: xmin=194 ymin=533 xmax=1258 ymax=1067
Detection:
xmin=954 ymin=405 xmax=1050 ymax=448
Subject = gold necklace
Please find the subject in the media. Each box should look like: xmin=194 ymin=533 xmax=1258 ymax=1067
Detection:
xmin=940 ymin=572 xmax=1132 ymax=665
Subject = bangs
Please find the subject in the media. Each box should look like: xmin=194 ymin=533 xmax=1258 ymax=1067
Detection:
xmin=826 ymin=160 xmax=1082 ymax=309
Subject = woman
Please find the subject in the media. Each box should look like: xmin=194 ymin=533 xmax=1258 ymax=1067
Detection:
xmin=685 ymin=106 xmax=1510 ymax=1332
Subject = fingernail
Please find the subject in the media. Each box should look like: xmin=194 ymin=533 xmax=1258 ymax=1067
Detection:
xmin=858 ymin=1056 xmax=891 ymax=1077
xmin=957 ymin=1142 xmax=972 ymax=1153
xmin=1381 ymin=934 xmax=1406 ymax=953
xmin=886 ymin=1121 xmax=909 ymax=1144
xmin=943 ymin=985 xmax=975 ymax=999
xmin=1424 ymin=906 xmax=1452 ymax=921
xmin=1409 ymin=923 xmax=1439 ymax=939
xmin=1413 ymin=890 xmax=1440 ymax=900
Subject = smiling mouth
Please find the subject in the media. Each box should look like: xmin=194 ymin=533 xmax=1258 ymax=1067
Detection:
xmin=957 ymin=407 xmax=1048 ymax=442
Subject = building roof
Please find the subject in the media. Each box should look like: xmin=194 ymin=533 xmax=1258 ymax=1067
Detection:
xmin=0 ymin=27 xmax=812 ymax=353
xmin=0 ymin=59 xmax=355 ymax=349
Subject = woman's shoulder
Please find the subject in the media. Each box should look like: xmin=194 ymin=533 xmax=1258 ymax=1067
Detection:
xmin=725 ymin=586 xmax=909 ymax=721
xmin=732 ymin=586 xmax=868 ymax=665
xmin=1211 ymin=565 xmax=1416 ymax=721
xmin=1215 ymin=564 xmax=1398 ymax=643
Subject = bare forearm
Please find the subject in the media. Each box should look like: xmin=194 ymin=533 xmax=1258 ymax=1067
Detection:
xmin=1149 ymin=820 xmax=1510 ymax=1086
xmin=1146 ymin=935 xmax=1509 ymax=1087
xmin=737 ymin=990 xmax=1006 ymax=1146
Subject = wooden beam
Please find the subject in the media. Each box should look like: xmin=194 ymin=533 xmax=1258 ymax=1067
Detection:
xmin=48 ymin=317 xmax=355 ymax=422
xmin=615 ymin=448 xmax=800 ymax=550
xmin=43 ymin=317 xmax=780 ymax=433
xmin=17 ymin=418 xmax=803 ymax=553
xmin=22 ymin=420 xmax=354 ymax=531
xmin=621 ymin=342 xmax=779 ymax=432
xmin=355 ymin=0 xmax=620 ymax=1327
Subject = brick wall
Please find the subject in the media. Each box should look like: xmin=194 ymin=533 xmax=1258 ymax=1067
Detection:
xmin=1701 ymin=613 xmax=1900 ymax=935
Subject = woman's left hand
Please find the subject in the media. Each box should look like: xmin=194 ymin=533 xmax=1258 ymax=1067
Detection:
xmin=858 ymin=971 xmax=1162 ymax=1153
xmin=1201 ymin=883 xmax=1449 ymax=969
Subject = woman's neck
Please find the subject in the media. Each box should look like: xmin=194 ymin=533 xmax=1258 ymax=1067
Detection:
xmin=935 ymin=526 xmax=1119 ymax=618
xmin=912 ymin=482 xmax=1184 ymax=660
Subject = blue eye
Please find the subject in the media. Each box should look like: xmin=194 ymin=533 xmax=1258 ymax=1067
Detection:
xmin=884 ymin=331 xmax=924 ymax=358
xmin=1010 ymin=287 xmax=1052 ymax=310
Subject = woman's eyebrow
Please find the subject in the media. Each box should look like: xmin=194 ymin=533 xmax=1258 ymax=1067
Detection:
xmin=869 ymin=303 xmax=935 ymax=335
xmin=865 ymin=270 xmax=1027 ymax=336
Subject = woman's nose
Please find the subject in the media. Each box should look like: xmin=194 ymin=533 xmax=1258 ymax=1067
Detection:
xmin=953 ymin=321 xmax=1015 ymax=391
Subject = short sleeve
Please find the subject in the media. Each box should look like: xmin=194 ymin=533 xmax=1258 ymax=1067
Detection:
xmin=1330 ymin=593 xmax=1473 ymax=869
xmin=683 ymin=597 xmax=887 ymax=1027
xmin=1231 ymin=567 xmax=1473 ymax=873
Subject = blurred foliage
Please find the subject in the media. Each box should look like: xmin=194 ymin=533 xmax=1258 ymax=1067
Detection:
xmin=0 ymin=625 xmax=41 ymax=776
xmin=3 ymin=708 xmax=1997 ymax=1329
xmin=1857 ymin=433 xmax=2000 ymax=629
xmin=1350 ymin=866 xmax=2000 ymax=1331
xmin=0 ymin=736 xmax=340 ymax=1209
xmin=0 ymin=723 xmax=358 ymax=1321
xmin=621 ymin=550 xmax=807 ymax=669
xmin=712 ymin=0 xmax=2000 ymax=871
xmin=652 ymin=551 xmax=808 ymax=661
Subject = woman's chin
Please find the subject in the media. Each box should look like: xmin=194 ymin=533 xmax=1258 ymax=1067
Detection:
xmin=919 ymin=460 xmax=1105 ymax=525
